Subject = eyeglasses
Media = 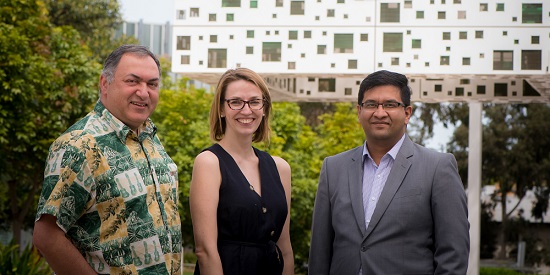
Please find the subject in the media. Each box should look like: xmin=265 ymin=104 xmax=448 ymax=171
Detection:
xmin=360 ymin=101 xmax=406 ymax=110
xmin=225 ymin=98 xmax=266 ymax=110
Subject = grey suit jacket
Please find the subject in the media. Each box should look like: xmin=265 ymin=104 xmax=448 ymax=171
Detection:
xmin=309 ymin=137 xmax=469 ymax=275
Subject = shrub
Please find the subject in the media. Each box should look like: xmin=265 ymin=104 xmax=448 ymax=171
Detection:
xmin=480 ymin=267 xmax=522 ymax=275
xmin=0 ymin=241 xmax=52 ymax=275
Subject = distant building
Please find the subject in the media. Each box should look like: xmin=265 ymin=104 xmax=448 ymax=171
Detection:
xmin=171 ymin=0 xmax=549 ymax=102
xmin=115 ymin=20 xmax=172 ymax=57
xmin=480 ymin=185 xmax=550 ymax=274
xmin=482 ymin=185 xmax=550 ymax=223
xmin=113 ymin=20 xmax=200 ymax=87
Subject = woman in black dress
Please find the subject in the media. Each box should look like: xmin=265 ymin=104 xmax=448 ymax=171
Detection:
xmin=190 ymin=68 xmax=294 ymax=275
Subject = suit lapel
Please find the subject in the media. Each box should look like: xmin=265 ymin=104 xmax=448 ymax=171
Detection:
xmin=348 ymin=146 xmax=367 ymax=236
xmin=363 ymin=137 xmax=414 ymax=241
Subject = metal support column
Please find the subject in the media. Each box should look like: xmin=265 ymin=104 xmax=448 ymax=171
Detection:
xmin=467 ymin=102 xmax=482 ymax=275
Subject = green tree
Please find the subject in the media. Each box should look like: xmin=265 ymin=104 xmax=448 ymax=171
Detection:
xmin=445 ymin=103 xmax=550 ymax=262
xmin=443 ymin=103 xmax=470 ymax=184
xmin=316 ymin=102 xmax=364 ymax=157
xmin=151 ymin=84 xmax=213 ymax=248
xmin=408 ymin=102 xmax=469 ymax=149
xmin=45 ymin=0 xmax=138 ymax=62
xmin=520 ymin=104 xmax=550 ymax=223
xmin=480 ymin=104 xmax=544 ymax=259
xmin=261 ymin=102 xmax=322 ymax=271
xmin=0 ymin=0 xmax=100 ymax=244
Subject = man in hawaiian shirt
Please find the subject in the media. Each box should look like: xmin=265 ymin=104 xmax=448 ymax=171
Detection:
xmin=33 ymin=45 xmax=182 ymax=275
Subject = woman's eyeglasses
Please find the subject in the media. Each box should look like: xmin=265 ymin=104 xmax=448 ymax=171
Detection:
xmin=225 ymin=99 xmax=266 ymax=110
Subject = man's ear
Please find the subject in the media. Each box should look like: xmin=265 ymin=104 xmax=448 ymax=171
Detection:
xmin=99 ymin=75 xmax=109 ymax=95
xmin=404 ymin=105 xmax=413 ymax=125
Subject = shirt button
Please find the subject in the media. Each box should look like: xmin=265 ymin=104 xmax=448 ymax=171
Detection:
xmin=371 ymin=197 xmax=375 ymax=201
xmin=262 ymin=207 xmax=267 ymax=213
xmin=249 ymin=185 xmax=254 ymax=191
xmin=377 ymin=175 xmax=381 ymax=178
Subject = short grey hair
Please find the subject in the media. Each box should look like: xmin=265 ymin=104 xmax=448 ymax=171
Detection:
xmin=101 ymin=44 xmax=161 ymax=83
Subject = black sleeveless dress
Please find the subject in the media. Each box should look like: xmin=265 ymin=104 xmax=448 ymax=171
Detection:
xmin=194 ymin=144 xmax=288 ymax=275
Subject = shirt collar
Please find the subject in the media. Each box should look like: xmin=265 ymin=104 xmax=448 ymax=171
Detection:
xmin=94 ymin=100 xmax=157 ymax=143
xmin=362 ymin=133 xmax=406 ymax=161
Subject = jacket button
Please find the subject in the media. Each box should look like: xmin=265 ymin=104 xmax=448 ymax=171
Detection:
xmin=361 ymin=246 xmax=367 ymax=252
xmin=262 ymin=207 xmax=267 ymax=213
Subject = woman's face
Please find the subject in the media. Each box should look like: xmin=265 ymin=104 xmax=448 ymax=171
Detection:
xmin=221 ymin=79 xmax=265 ymax=139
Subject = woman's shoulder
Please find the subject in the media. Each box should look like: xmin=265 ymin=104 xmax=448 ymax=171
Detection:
xmin=253 ymin=148 xmax=289 ymax=168
xmin=271 ymin=156 xmax=290 ymax=168
xmin=271 ymin=156 xmax=291 ymax=178
xmin=194 ymin=149 xmax=219 ymax=166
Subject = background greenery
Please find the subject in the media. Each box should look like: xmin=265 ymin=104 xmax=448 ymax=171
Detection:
xmin=0 ymin=242 xmax=52 ymax=275
xmin=1 ymin=0 xmax=549 ymax=273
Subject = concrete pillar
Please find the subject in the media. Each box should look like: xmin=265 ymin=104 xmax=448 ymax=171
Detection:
xmin=467 ymin=102 xmax=482 ymax=275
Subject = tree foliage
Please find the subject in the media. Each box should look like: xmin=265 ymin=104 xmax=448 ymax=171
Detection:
xmin=262 ymin=102 xmax=321 ymax=269
xmin=150 ymin=80 xmax=213 ymax=249
xmin=0 ymin=241 xmax=52 ymax=275
xmin=45 ymin=0 xmax=138 ymax=63
xmin=443 ymin=103 xmax=550 ymax=263
xmin=316 ymin=102 xmax=364 ymax=157
xmin=0 ymin=0 xmax=103 ymax=244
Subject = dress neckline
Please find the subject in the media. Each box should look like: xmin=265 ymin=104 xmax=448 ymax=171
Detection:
xmin=214 ymin=144 xmax=263 ymax=198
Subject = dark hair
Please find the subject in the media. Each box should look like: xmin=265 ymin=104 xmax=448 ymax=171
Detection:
xmin=101 ymin=45 xmax=161 ymax=83
xmin=357 ymin=70 xmax=411 ymax=106
xmin=210 ymin=68 xmax=272 ymax=143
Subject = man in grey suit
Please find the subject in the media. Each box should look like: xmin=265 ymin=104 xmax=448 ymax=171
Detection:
xmin=309 ymin=70 xmax=469 ymax=275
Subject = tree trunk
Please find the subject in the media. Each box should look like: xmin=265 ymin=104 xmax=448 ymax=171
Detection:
xmin=496 ymin=189 xmax=508 ymax=259
xmin=8 ymin=179 xmax=21 ymax=245
xmin=8 ymin=174 xmax=42 ymax=246
xmin=12 ymin=219 xmax=22 ymax=246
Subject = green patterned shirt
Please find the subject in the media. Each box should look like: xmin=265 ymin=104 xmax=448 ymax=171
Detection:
xmin=36 ymin=101 xmax=182 ymax=274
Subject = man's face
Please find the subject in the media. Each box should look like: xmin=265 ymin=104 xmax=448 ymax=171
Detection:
xmin=357 ymin=85 xmax=412 ymax=145
xmin=100 ymin=54 xmax=160 ymax=132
